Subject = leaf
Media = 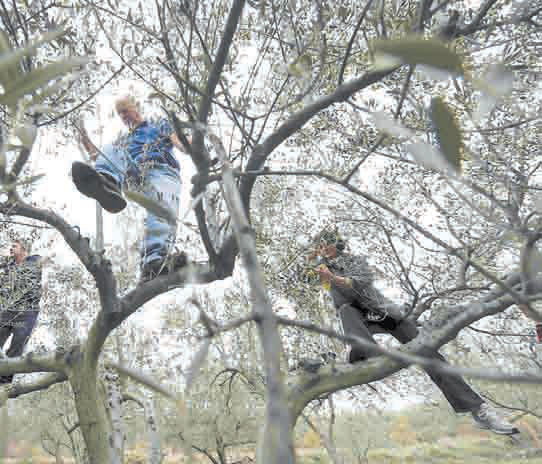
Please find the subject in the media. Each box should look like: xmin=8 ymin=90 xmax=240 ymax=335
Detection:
xmin=0 ymin=29 xmax=16 ymax=86
xmin=406 ymin=142 xmax=456 ymax=174
xmin=0 ymin=29 xmax=67 ymax=88
xmin=0 ymin=57 xmax=88 ymax=107
xmin=124 ymin=190 xmax=177 ymax=225
xmin=14 ymin=124 xmax=37 ymax=148
xmin=287 ymin=62 xmax=303 ymax=78
xmin=2 ymin=173 xmax=45 ymax=192
xmin=338 ymin=6 xmax=350 ymax=20
xmin=472 ymin=64 xmax=514 ymax=122
xmin=298 ymin=53 xmax=312 ymax=71
xmin=374 ymin=37 xmax=463 ymax=75
xmin=373 ymin=111 xmax=413 ymax=138
xmin=288 ymin=54 xmax=313 ymax=78
xmin=26 ymin=72 xmax=80 ymax=108
xmin=429 ymin=97 xmax=462 ymax=173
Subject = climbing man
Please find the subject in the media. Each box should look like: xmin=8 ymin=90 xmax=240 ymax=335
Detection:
xmin=71 ymin=96 xmax=191 ymax=281
xmin=0 ymin=238 xmax=42 ymax=384
xmin=311 ymin=229 xmax=519 ymax=435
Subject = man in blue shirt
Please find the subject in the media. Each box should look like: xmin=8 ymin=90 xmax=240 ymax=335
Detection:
xmin=0 ymin=239 xmax=42 ymax=384
xmin=71 ymin=96 xmax=190 ymax=281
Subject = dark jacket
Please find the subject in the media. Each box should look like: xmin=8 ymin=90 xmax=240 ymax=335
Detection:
xmin=0 ymin=255 xmax=42 ymax=313
xmin=326 ymin=252 xmax=404 ymax=321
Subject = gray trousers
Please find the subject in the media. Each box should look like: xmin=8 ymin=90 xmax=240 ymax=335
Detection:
xmin=339 ymin=303 xmax=483 ymax=413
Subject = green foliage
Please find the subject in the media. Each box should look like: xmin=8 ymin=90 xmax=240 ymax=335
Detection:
xmin=430 ymin=96 xmax=462 ymax=173
xmin=124 ymin=190 xmax=177 ymax=225
xmin=373 ymin=37 xmax=463 ymax=75
xmin=0 ymin=28 xmax=87 ymax=109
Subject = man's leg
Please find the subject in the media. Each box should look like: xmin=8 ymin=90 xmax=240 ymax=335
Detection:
xmin=72 ymin=144 xmax=127 ymax=213
xmin=0 ymin=311 xmax=37 ymax=384
xmin=140 ymin=165 xmax=181 ymax=280
xmin=388 ymin=318 xmax=518 ymax=434
xmin=388 ymin=318 xmax=482 ymax=413
xmin=0 ymin=322 xmax=13 ymax=352
xmin=0 ymin=310 xmax=16 ymax=351
xmin=338 ymin=304 xmax=380 ymax=363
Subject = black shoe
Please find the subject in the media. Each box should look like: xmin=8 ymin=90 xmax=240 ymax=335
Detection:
xmin=140 ymin=251 xmax=188 ymax=282
xmin=0 ymin=375 xmax=13 ymax=385
xmin=348 ymin=348 xmax=368 ymax=364
xmin=291 ymin=352 xmax=337 ymax=373
xmin=72 ymin=162 xmax=127 ymax=213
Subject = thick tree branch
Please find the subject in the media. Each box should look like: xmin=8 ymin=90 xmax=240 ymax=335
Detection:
xmin=286 ymin=277 xmax=542 ymax=420
xmin=0 ymin=350 xmax=65 ymax=376
xmin=4 ymin=372 xmax=67 ymax=400
xmin=192 ymin=0 xmax=246 ymax=166
xmin=238 ymin=68 xmax=396 ymax=212
xmin=106 ymin=362 xmax=174 ymax=399
xmin=217 ymin=138 xmax=294 ymax=463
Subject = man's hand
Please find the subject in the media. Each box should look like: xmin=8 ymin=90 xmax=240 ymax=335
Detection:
xmin=315 ymin=264 xmax=333 ymax=284
xmin=76 ymin=121 xmax=98 ymax=161
xmin=315 ymin=264 xmax=352 ymax=289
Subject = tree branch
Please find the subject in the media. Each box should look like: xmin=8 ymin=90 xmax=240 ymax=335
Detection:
xmin=4 ymin=372 xmax=67 ymax=400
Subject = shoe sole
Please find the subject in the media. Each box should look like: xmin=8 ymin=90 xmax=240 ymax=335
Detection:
xmin=474 ymin=423 xmax=520 ymax=435
xmin=72 ymin=162 xmax=126 ymax=213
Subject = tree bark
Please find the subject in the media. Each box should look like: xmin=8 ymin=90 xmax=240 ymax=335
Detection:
xmin=68 ymin=349 xmax=116 ymax=464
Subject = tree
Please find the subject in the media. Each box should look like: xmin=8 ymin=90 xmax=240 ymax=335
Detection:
xmin=1 ymin=0 xmax=542 ymax=462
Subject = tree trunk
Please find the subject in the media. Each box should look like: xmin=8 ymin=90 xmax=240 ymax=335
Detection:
xmin=68 ymin=350 xmax=119 ymax=464
xmin=103 ymin=368 xmax=125 ymax=462
xmin=145 ymin=396 xmax=162 ymax=464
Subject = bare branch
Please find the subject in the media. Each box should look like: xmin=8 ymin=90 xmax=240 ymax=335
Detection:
xmin=106 ymin=362 xmax=175 ymax=399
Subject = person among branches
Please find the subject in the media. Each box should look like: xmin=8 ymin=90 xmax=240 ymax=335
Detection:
xmin=71 ymin=96 xmax=191 ymax=282
xmin=311 ymin=229 xmax=519 ymax=435
xmin=0 ymin=238 xmax=42 ymax=384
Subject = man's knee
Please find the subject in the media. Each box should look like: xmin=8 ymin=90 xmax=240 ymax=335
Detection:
xmin=338 ymin=303 xmax=357 ymax=314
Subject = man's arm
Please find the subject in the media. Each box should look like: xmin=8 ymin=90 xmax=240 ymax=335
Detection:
xmin=76 ymin=122 xmax=98 ymax=161
xmin=315 ymin=265 xmax=353 ymax=288
xmin=170 ymin=132 xmax=191 ymax=154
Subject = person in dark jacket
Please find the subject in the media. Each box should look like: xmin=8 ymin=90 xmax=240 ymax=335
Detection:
xmin=312 ymin=229 xmax=519 ymax=435
xmin=0 ymin=239 xmax=42 ymax=384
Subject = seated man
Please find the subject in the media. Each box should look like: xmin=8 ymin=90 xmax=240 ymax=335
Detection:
xmin=312 ymin=229 xmax=518 ymax=435
xmin=71 ymin=96 xmax=191 ymax=281
xmin=0 ymin=239 xmax=42 ymax=384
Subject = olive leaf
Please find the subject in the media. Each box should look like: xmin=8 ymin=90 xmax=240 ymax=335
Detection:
xmin=374 ymin=37 xmax=463 ymax=75
xmin=0 ymin=57 xmax=88 ymax=107
xmin=124 ymin=190 xmax=177 ymax=225
xmin=0 ymin=29 xmax=18 ymax=86
xmin=288 ymin=53 xmax=313 ymax=78
xmin=14 ymin=124 xmax=37 ymax=149
xmin=2 ymin=173 xmax=45 ymax=192
xmin=430 ymin=97 xmax=462 ymax=173
xmin=0 ymin=29 xmax=67 ymax=89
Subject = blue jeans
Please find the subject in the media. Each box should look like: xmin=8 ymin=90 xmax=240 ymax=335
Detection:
xmin=96 ymin=145 xmax=181 ymax=268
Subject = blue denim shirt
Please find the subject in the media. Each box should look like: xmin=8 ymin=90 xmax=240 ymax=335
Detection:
xmin=116 ymin=118 xmax=180 ymax=172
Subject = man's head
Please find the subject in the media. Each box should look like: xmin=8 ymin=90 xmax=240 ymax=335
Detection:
xmin=115 ymin=96 xmax=144 ymax=128
xmin=10 ymin=239 xmax=28 ymax=262
xmin=314 ymin=228 xmax=346 ymax=258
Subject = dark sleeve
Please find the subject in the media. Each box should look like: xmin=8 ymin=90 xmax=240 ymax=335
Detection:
xmin=16 ymin=256 xmax=42 ymax=310
xmin=339 ymin=254 xmax=391 ymax=313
